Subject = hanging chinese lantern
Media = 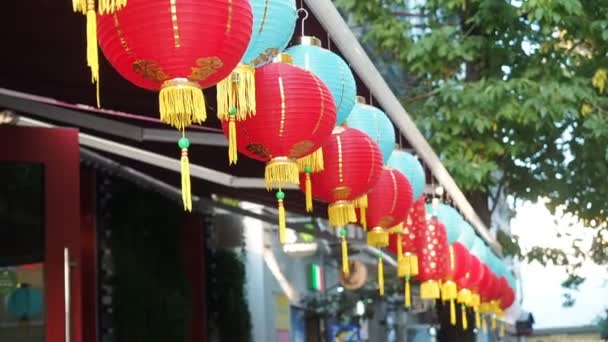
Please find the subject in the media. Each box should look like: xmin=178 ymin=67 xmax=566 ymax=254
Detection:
xmin=97 ymin=0 xmax=254 ymax=211
xmin=217 ymin=0 xmax=297 ymax=164
xmin=442 ymin=242 xmax=471 ymax=327
xmin=222 ymin=56 xmax=337 ymax=243
xmin=72 ymin=0 xmax=128 ymax=107
xmin=415 ymin=217 xmax=450 ymax=300
xmin=286 ymin=36 xmax=356 ymax=125
xmin=300 ymin=126 xmax=383 ymax=275
xmin=345 ymin=96 xmax=397 ymax=226
xmin=387 ymin=150 xmax=426 ymax=201
xmin=363 ymin=167 xmax=413 ymax=296
xmin=388 ymin=196 xmax=427 ymax=307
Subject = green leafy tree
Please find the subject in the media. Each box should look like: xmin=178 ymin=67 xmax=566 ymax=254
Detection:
xmin=337 ymin=0 xmax=608 ymax=286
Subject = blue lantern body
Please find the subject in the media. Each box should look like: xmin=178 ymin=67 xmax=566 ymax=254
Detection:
xmin=426 ymin=203 xmax=462 ymax=243
xmin=346 ymin=102 xmax=395 ymax=163
xmin=286 ymin=41 xmax=356 ymax=125
xmin=242 ymin=0 xmax=297 ymax=67
xmin=6 ymin=287 xmax=43 ymax=319
xmin=387 ymin=150 xmax=425 ymax=200
xmin=456 ymin=220 xmax=476 ymax=249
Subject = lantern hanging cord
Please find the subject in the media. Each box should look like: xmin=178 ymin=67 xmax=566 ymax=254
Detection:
xmin=297 ymin=8 xmax=309 ymax=36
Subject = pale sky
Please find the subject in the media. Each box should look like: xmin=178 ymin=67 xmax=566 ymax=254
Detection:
xmin=510 ymin=201 xmax=608 ymax=329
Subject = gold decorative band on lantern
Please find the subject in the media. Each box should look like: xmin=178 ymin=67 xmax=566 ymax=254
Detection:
xmin=265 ymin=157 xmax=299 ymax=190
xmin=328 ymin=200 xmax=356 ymax=227
xmin=159 ymin=78 xmax=206 ymax=130
xmin=272 ymin=53 xmax=294 ymax=64
xmin=216 ymin=63 xmax=256 ymax=122
xmin=420 ymin=279 xmax=441 ymax=299
xmin=296 ymin=147 xmax=324 ymax=172
xmin=295 ymin=36 xmax=322 ymax=47
xmin=367 ymin=227 xmax=389 ymax=247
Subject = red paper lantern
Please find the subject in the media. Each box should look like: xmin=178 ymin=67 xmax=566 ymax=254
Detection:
xmin=97 ymin=0 xmax=253 ymax=211
xmin=222 ymin=58 xmax=337 ymax=243
xmin=441 ymin=242 xmax=472 ymax=326
xmin=415 ymin=217 xmax=450 ymax=299
xmin=301 ymin=126 xmax=383 ymax=274
xmin=363 ymin=167 xmax=413 ymax=296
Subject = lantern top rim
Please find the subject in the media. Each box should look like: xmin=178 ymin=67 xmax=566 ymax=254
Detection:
xmin=295 ymin=36 xmax=323 ymax=47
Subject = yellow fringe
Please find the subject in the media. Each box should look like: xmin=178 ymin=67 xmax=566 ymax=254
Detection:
xmin=405 ymin=277 xmax=411 ymax=308
xmin=216 ymin=64 xmax=256 ymax=121
xmin=378 ymin=255 xmax=384 ymax=296
xmin=441 ymin=281 xmax=458 ymax=301
xmin=265 ymin=157 xmax=299 ymax=190
xmin=353 ymin=194 xmax=368 ymax=208
xmin=367 ymin=228 xmax=389 ymax=247
xmin=86 ymin=8 xmax=100 ymax=108
xmin=180 ymin=149 xmax=192 ymax=212
xmin=278 ymin=199 xmax=286 ymax=244
xmin=462 ymin=305 xmax=468 ymax=330
xmin=328 ymin=201 xmax=356 ymax=227
xmin=97 ymin=0 xmax=127 ymax=14
xmin=296 ymin=148 xmax=324 ymax=172
xmin=305 ymin=172 xmax=313 ymax=212
xmin=341 ymin=236 xmax=350 ymax=275
xmin=359 ymin=207 xmax=367 ymax=229
xmin=457 ymin=288 xmax=472 ymax=305
xmin=159 ymin=79 xmax=206 ymax=130
xmin=228 ymin=116 xmax=237 ymax=164
xmin=420 ymin=280 xmax=441 ymax=299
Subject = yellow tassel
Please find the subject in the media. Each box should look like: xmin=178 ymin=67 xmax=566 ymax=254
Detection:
xmin=277 ymin=198 xmax=286 ymax=244
xmin=97 ymin=0 xmax=127 ymax=14
xmin=461 ymin=305 xmax=468 ymax=330
xmin=228 ymin=114 xmax=238 ymax=164
xmin=159 ymin=78 xmax=206 ymax=130
xmin=378 ymin=254 xmax=384 ymax=296
xmin=341 ymin=235 xmax=349 ymax=275
xmin=328 ymin=201 xmax=356 ymax=227
xmin=265 ymin=157 xmax=299 ymax=190
xmin=216 ymin=64 xmax=256 ymax=121
xmin=86 ymin=1 xmax=100 ymax=108
xmin=297 ymin=147 xmax=324 ymax=172
xmin=180 ymin=148 xmax=192 ymax=212
xmin=450 ymin=299 xmax=457 ymax=326
xmin=441 ymin=281 xmax=458 ymax=302
xmin=405 ymin=277 xmax=411 ymax=308
xmin=367 ymin=228 xmax=389 ymax=247
xmin=305 ymin=172 xmax=313 ymax=212
xmin=420 ymin=280 xmax=441 ymax=299
xmin=359 ymin=207 xmax=367 ymax=229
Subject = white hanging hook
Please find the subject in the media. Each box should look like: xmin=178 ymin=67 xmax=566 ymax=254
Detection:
xmin=297 ymin=8 xmax=309 ymax=36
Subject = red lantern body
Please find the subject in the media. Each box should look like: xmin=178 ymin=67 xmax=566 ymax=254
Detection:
xmin=300 ymin=126 xmax=383 ymax=227
xmin=365 ymin=168 xmax=413 ymax=229
xmin=415 ymin=217 xmax=449 ymax=299
xmin=222 ymin=62 xmax=337 ymax=165
xmin=97 ymin=0 xmax=253 ymax=91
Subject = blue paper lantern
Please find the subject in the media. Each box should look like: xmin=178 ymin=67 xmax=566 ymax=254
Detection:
xmin=426 ymin=203 xmax=462 ymax=243
xmin=456 ymin=220 xmax=476 ymax=249
xmin=6 ymin=287 xmax=43 ymax=319
xmin=242 ymin=0 xmax=297 ymax=67
xmin=387 ymin=150 xmax=425 ymax=200
xmin=286 ymin=37 xmax=357 ymax=125
xmin=345 ymin=98 xmax=396 ymax=163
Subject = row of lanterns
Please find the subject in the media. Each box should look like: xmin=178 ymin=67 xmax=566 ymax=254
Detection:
xmin=71 ymin=0 xmax=517 ymax=333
